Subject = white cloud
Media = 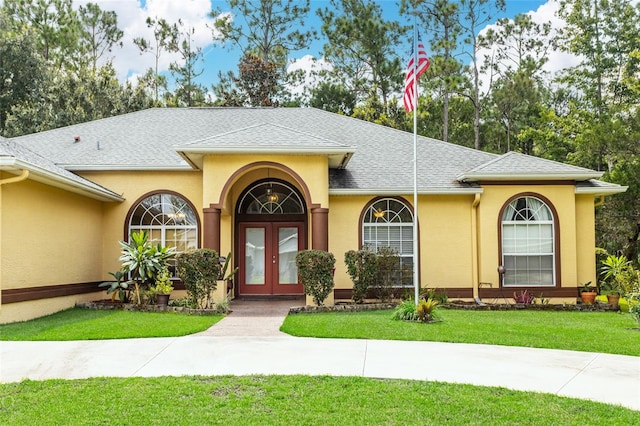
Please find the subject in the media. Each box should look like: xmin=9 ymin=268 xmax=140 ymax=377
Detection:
xmin=475 ymin=0 xmax=582 ymax=93
xmin=76 ymin=0 xmax=216 ymax=83
xmin=286 ymin=55 xmax=333 ymax=100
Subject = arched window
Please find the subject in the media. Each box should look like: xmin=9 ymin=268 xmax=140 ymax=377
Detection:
xmin=501 ymin=196 xmax=555 ymax=286
xmin=237 ymin=180 xmax=305 ymax=215
xmin=127 ymin=192 xmax=199 ymax=256
xmin=362 ymin=198 xmax=414 ymax=286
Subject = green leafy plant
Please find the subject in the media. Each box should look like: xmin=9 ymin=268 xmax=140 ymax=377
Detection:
xmin=580 ymin=281 xmax=595 ymax=293
xmin=416 ymin=298 xmax=440 ymax=322
xmin=98 ymin=271 xmax=131 ymax=302
xmin=220 ymin=251 xmax=239 ymax=282
xmin=344 ymin=249 xmax=378 ymax=303
xmin=421 ymin=287 xmax=448 ymax=304
xmin=626 ymin=279 xmax=640 ymax=326
xmin=118 ymin=230 xmax=176 ymax=305
xmin=152 ymin=267 xmax=174 ymax=295
xmin=392 ymin=299 xmax=418 ymax=321
xmin=295 ymin=250 xmax=336 ymax=306
xmin=375 ymin=246 xmax=401 ymax=301
xmin=392 ymin=298 xmax=440 ymax=323
xmin=176 ymin=249 xmax=221 ymax=309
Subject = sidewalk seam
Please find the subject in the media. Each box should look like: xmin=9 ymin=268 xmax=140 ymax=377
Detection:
xmin=131 ymin=338 xmax=179 ymax=375
xmin=555 ymin=353 xmax=600 ymax=395
xmin=361 ymin=341 xmax=368 ymax=376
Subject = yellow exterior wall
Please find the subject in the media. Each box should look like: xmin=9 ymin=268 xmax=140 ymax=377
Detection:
xmin=0 ymin=292 xmax=103 ymax=324
xmin=1 ymin=178 xmax=105 ymax=323
xmin=477 ymin=184 xmax=585 ymax=290
xmin=328 ymin=194 xmax=475 ymax=292
xmin=575 ymin=194 xmax=597 ymax=287
xmin=2 ymin=179 xmax=104 ymax=289
xmin=78 ymin=170 xmax=203 ymax=277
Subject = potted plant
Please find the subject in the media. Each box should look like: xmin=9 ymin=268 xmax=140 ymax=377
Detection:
xmin=118 ymin=230 xmax=176 ymax=305
xmin=599 ymin=254 xmax=632 ymax=308
xmin=152 ymin=267 xmax=174 ymax=306
xmin=580 ymin=281 xmax=597 ymax=304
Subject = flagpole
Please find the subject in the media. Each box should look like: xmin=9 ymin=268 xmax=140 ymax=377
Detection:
xmin=412 ymin=15 xmax=420 ymax=305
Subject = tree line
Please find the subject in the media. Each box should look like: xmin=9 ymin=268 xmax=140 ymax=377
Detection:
xmin=1 ymin=0 xmax=639 ymax=259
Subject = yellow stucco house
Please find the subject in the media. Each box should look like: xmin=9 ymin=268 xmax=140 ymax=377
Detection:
xmin=0 ymin=108 xmax=626 ymax=323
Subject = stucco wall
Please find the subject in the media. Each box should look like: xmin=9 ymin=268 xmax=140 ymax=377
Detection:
xmin=327 ymin=194 xmax=476 ymax=291
xmin=476 ymin=184 xmax=588 ymax=290
xmin=78 ymin=170 xmax=203 ymax=278
xmin=2 ymin=179 xmax=104 ymax=289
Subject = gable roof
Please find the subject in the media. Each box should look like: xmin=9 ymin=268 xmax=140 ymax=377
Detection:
xmin=175 ymin=122 xmax=355 ymax=169
xmin=8 ymin=107 xmax=624 ymax=196
xmin=0 ymin=138 xmax=123 ymax=202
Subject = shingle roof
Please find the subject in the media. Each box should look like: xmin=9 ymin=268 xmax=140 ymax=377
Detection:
xmin=458 ymin=151 xmax=602 ymax=181
xmin=0 ymin=138 xmax=122 ymax=201
xmin=9 ymin=107 xmax=621 ymax=194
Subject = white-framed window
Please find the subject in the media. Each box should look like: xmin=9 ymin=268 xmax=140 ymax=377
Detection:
xmin=362 ymin=198 xmax=414 ymax=286
xmin=128 ymin=192 xmax=199 ymax=271
xmin=501 ymin=196 xmax=555 ymax=287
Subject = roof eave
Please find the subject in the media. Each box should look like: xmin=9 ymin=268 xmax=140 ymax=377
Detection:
xmin=329 ymin=187 xmax=484 ymax=196
xmin=458 ymin=172 xmax=603 ymax=182
xmin=2 ymin=158 xmax=124 ymax=202
xmin=575 ymin=186 xmax=628 ymax=195
xmin=65 ymin=164 xmax=195 ymax=171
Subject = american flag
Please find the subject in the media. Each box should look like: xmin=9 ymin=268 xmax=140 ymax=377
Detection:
xmin=403 ymin=42 xmax=430 ymax=113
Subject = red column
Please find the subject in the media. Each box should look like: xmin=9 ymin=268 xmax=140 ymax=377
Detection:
xmin=311 ymin=207 xmax=329 ymax=251
xmin=203 ymin=205 xmax=221 ymax=253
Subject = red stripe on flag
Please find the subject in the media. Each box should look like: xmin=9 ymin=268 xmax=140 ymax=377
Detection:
xmin=403 ymin=43 xmax=430 ymax=113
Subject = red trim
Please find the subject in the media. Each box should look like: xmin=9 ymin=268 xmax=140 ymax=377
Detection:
xmin=2 ymin=282 xmax=103 ymax=304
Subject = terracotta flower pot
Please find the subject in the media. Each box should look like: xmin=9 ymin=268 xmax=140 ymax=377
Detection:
xmin=607 ymin=294 xmax=620 ymax=309
xmin=580 ymin=291 xmax=597 ymax=305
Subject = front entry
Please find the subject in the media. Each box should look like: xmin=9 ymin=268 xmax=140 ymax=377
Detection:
xmin=235 ymin=179 xmax=307 ymax=296
xmin=238 ymin=222 xmax=304 ymax=295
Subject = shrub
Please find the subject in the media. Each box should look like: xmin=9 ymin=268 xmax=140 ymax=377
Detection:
xmin=176 ymin=249 xmax=221 ymax=309
xmin=416 ymin=298 xmax=440 ymax=322
xmin=344 ymin=249 xmax=378 ymax=303
xmin=392 ymin=299 xmax=440 ymax=323
xmin=628 ymin=281 xmax=640 ymax=326
xmin=392 ymin=299 xmax=418 ymax=321
xmin=375 ymin=246 xmax=401 ymax=301
xmin=296 ymin=250 xmax=336 ymax=306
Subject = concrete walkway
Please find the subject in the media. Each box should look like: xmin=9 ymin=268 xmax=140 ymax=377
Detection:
xmin=1 ymin=300 xmax=639 ymax=411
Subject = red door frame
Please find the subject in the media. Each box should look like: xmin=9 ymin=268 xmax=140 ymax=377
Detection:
xmin=237 ymin=222 xmax=305 ymax=295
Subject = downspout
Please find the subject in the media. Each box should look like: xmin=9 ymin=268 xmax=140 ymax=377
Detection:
xmin=0 ymin=169 xmax=29 ymax=186
xmin=594 ymin=195 xmax=605 ymax=207
xmin=471 ymin=193 xmax=483 ymax=305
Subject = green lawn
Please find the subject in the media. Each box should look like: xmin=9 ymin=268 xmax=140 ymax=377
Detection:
xmin=0 ymin=308 xmax=223 ymax=340
xmin=281 ymin=308 xmax=640 ymax=356
xmin=1 ymin=375 xmax=638 ymax=425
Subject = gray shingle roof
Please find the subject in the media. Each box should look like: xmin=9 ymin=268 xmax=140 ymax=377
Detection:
xmin=459 ymin=151 xmax=602 ymax=181
xmin=9 ymin=107 xmax=621 ymax=194
xmin=0 ymin=138 xmax=122 ymax=201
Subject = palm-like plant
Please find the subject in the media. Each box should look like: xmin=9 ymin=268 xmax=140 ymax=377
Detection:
xmin=119 ymin=231 xmax=176 ymax=304
xmin=600 ymin=254 xmax=631 ymax=295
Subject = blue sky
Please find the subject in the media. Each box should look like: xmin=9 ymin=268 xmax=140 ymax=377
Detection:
xmin=73 ymin=0 xmax=555 ymax=94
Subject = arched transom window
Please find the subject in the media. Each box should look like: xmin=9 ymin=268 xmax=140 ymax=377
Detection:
xmin=237 ymin=180 xmax=305 ymax=215
xmin=501 ymin=196 xmax=555 ymax=286
xmin=128 ymin=192 xmax=198 ymax=254
xmin=362 ymin=198 xmax=414 ymax=286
